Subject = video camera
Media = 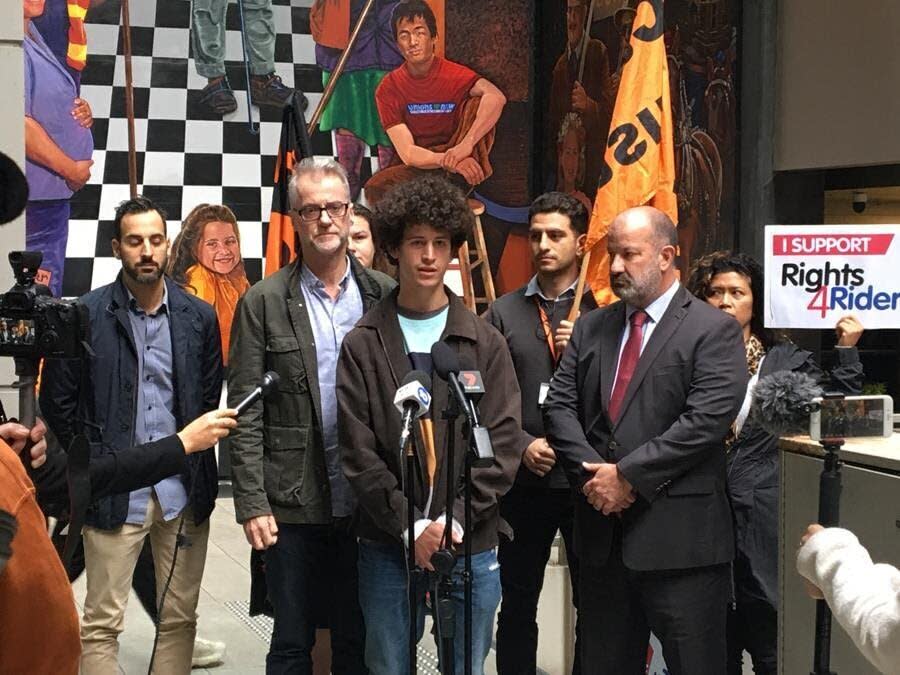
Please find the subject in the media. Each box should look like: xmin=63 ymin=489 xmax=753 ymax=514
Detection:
xmin=0 ymin=251 xmax=87 ymax=361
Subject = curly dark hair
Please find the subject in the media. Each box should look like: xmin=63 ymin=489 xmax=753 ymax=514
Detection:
xmin=112 ymin=195 xmax=166 ymax=241
xmin=167 ymin=203 xmax=242 ymax=287
xmin=686 ymin=250 xmax=776 ymax=348
xmin=391 ymin=0 xmax=438 ymax=40
xmin=529 ymin=191 xmax=588 ymax=235
xmin=373 ymin=176 xmax=473 ymax=264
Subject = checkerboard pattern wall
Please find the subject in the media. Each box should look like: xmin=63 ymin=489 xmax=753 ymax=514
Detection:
xmin=63 ymin=0 xmax=378 ymax=296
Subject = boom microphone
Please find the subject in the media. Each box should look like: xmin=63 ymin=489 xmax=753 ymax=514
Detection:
xmin=749 ymin=371 xmax=823 ymax=436
xmin=394 ymin=370 xmax=432 ymax=452
xmin=235 ymin=371 xmax=281 ymax=416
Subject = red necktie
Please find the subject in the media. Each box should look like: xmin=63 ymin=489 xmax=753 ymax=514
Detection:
xmin=608 ymin=310 xmax=649 ymax=422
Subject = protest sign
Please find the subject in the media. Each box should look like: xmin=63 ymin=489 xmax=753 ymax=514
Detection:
xmin=764 ymin=225 xmax=900 ymax=329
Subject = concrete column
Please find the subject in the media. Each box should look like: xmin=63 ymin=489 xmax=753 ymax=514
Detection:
xmin=0 ymin=5 xmax=25 ymax=415
xmin=738 ymin=0 xmax=777 ymax=260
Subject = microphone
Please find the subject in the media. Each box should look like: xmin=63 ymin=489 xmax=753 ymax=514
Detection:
xmin=394 ymin=370 xmax=432 ymax=452
xmin=430 ymin=341 xmax=494 ymax=466
xmin=749 ymin=371 xmax=823 ymax=436
xmin=235 ymin=371 xmax=281 ymax=416
xmin=457 ymin=354 xmax=485 ymax=402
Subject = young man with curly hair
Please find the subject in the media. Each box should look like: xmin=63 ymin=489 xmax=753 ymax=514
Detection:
xmin=336 ymin=176 xmax=524 ymax=674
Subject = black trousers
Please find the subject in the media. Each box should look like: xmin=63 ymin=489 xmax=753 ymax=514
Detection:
xmin=496 ymin=484 xmax=581 ymax=675
xmin=579 ymin=528 xmax=730 ymax=675
xmin=265 ymin=518 xmax=367 ymax=675
xmin=726 ymin=597 xmax=777 ymax=675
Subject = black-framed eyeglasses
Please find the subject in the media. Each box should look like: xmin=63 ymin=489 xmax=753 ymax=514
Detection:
xmin=293 ymin=202 xmax=349 ymax=222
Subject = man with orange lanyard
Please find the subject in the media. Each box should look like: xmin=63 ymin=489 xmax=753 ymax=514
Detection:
xmin=484 ymin=192 xmax=597 ymax=674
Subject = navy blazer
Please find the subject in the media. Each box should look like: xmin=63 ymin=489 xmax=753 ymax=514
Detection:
xmin=543 ymin=284 xmax=748 ymax=571
xmin=41 ymin=274 xmax=223 ymax=529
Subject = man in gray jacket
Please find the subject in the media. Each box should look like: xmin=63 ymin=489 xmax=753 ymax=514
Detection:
xmin=228 ymin=158 xmax=394 ymax=674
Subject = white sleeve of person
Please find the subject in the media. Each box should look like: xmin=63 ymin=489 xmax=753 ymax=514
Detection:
xmin=403 ymin=516 xmax=465 ymax=549
xmin=797 ymin=527 xmax=900 ymax=674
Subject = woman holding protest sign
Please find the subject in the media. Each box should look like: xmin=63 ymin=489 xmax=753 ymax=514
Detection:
xmin=686 ymin=250 xmax=864 ymax=675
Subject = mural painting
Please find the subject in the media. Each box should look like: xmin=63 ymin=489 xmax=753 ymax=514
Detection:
xmin=539 ymin=0 xmax=739 ymax=277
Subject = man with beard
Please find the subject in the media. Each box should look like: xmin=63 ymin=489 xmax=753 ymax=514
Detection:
xmin=484 ymin=192 xmax=597 ymax=674
xmin=542 ymin=206 xmax=747 ymax=674
xmin=228 ymin=159 xmax=394 ymax=673
xmin=41 ymin=196 xmax=224 ymax=674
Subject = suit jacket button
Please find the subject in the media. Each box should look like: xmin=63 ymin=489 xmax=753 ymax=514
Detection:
xmin=120 ymin=423 xmax=129 ymax=432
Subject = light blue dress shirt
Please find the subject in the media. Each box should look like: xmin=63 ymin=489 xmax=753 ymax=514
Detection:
xmin=124 ymin=285 xmax=188 ymax=524
xmin=299 ymin=259 xmax=364 ymax=518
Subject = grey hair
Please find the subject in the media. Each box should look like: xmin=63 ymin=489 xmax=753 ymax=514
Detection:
xmin=287 ymin=158 xmax=351 ymax=210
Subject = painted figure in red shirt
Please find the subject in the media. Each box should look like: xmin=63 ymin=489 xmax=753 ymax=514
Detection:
xmin=364 ymin=0 xmax=506 ymax=204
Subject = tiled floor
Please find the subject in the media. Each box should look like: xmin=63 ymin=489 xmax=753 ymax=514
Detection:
xmin=71 ymin=490 xmax=457 ymax=674
xmin=71 ymin=489 xmax=754 ymax=674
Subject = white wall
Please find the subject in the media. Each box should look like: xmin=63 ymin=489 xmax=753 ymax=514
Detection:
xmin=775 ymin=0 xmax=900 ymax=171
xmin=0 ymin=4 xmax=25 ymax=415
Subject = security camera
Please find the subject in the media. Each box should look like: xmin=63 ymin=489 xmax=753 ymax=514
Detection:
xmin=852 ymin=191 xmax=867 ymax=214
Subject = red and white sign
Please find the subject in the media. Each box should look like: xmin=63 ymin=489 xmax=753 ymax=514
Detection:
xmin=764 ymin=225 xmax=900 ymax=329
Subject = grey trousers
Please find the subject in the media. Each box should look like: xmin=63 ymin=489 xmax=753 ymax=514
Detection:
xmin=191 ymin=0 xmax=275 ymax=78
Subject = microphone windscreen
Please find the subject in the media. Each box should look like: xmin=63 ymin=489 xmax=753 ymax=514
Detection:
xmin=261 ymin=371 xmax=280 ymax=394
xmin=430 ymin=341 xmax=459 ymax=379
xmin=749 ymin=371 xmax=823 ymax=436
xmin=402 ymin=369 xmax=432 ymax=394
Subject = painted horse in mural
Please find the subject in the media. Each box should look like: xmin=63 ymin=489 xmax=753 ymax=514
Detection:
xmin=668 ymin=53 xmax=722 ymax=277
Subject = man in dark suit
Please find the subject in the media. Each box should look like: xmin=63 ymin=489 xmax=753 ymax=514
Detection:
xmin=543 ymin=205 xmax=748 ymax=675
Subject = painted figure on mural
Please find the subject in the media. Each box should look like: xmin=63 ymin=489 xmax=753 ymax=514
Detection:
xmin=557 ymin=112 xmax=593 ymax=213
xmin=167 ymin=204 xmax=251 ymax=365
xmin=23 ymin=0 xmax=94 ymax=297
xmin=31 ymin=0 xmax=90 ymax=87
xmin=312 ymin=0 xmax=405 ymax=200
xmin=192 ymin=0 xmax=294 ymax=114
xmin=547 ymin=0 xmax=615 ymax=202
xmin=364 ymin=0 xmax=507 ymax=204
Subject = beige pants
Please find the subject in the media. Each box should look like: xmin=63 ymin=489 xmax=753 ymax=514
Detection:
xmin=80 ymin=495 xmax=210 ymax=675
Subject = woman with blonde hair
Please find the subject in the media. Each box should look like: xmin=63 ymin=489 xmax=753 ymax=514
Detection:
xmin=168 ymin=203 xmax=250 ymax=364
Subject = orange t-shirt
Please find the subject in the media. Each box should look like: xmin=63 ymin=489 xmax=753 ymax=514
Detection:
xmin=0 ymin=440 xmax=80 ymax=674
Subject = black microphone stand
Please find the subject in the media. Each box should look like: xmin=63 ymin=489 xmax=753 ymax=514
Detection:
xmin=462 ymin=420 xmax=475 ymax=675
xmin=810 ymin=391 xmax=849 ymax=675
xmin=432 ymin=392 xmax=461 ymax=675
xmin=403 ymin=423 xmax=420 ymax=675
xmin=437 ymin=386 xmax=493 ymax=675
xmin=811 ymin=435 xmax=843 ymax=675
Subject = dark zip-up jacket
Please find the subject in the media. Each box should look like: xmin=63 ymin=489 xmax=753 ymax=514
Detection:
xmin=40 ymin=274 xmax=223 ymax=529
xmin=336 ymin=289 xmax=525 ymax=553
xmin=729 ymin=342 xmax=863 ymax=607
xmin=227 ymin=256 xmax=395 ymax=525
xmin=484 ymin=283 xmax=598 ymax=489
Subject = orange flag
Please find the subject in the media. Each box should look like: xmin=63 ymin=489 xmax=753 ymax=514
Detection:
xmin=265 ymin=93 xmax=313 ymax=276
xmin=583 ymin=0 xmax=677 ymax=306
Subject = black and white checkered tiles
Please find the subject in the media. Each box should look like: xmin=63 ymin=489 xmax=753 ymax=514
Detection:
xmin=64 ymin=0 xmax=379 ymax=296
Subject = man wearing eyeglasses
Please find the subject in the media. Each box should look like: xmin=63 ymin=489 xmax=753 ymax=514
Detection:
xmin=227 ymin=158 xmax=395 ymax=674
